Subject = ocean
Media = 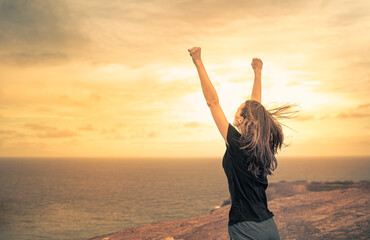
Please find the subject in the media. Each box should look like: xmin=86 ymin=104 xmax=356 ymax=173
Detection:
xmin=0 ymin=156 xmax=369 ymax=240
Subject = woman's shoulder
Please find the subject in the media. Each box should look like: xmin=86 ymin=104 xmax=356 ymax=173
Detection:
xmin=228 ymin=123 xmax=241 ymax=136
xmin=226 ymin=123 xmax=242 ymax=150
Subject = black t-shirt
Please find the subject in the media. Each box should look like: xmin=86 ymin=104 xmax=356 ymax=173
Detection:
xmin=222 ymin=123 xmax=274 ymax=226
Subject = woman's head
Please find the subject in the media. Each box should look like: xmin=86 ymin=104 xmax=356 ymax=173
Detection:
xmin=233 ymin=100 xmax=262 ymax=130
xmin=234 ymin=100 xmax=300 ymax=178
xmin=233 ymin=102 xmax=246 ymax=128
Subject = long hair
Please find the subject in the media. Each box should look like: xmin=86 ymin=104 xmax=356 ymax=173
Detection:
xmin=236 ymin=100 xmax=300 ymax=178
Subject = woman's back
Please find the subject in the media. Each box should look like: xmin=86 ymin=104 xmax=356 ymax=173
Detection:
xmin=223 ymin=122 xmax=275 ymax=226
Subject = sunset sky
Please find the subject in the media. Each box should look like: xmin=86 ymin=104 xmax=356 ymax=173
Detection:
xmin=0 ymin=0 xmax=369 ymax=158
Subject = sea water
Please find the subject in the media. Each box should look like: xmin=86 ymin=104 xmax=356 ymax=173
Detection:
xmin=0 ymin=156 xmax=369 ymax=240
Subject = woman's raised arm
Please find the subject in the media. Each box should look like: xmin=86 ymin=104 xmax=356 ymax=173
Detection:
xmin=251 ymin=58 xmax=263 ymax=104
xmin=188 ymin=47 xmax=219 ymax=105
xmin=188 ymin=47 xmax=229 ymax=145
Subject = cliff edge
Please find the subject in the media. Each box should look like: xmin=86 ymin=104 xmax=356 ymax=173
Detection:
xmin=88 ymin=180 xmax=369 ymax=240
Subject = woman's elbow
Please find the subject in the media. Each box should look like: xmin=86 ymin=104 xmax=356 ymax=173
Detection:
xmin=207 ymin=98 xmax=219 ymax=107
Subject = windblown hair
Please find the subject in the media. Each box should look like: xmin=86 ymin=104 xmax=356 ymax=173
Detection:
xmin=236 ymin=100 xmax=300 ymax=178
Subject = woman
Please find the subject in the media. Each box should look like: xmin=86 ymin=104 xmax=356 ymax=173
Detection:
xmin=188 ymin=47 xmax=298 ymax=240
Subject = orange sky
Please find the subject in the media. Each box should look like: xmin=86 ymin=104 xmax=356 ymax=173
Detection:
xmin=0 ymin=0 xmax=369 ymax=158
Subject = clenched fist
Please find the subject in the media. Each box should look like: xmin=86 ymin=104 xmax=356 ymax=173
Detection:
xmin=188 ymin=47 xmax=202 ymax=64
xmin=251 ymin=58 xmax=263 ymax=72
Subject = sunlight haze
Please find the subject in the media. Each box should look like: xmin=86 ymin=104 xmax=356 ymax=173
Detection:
xmin=0 ymin=0 xmax=369 ymax=158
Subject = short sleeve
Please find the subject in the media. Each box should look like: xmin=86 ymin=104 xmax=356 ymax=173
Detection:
xmin=226 ymin=123 xmax=241 ymax=152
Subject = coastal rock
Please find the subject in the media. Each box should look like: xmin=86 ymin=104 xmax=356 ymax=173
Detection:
xmin=87 ymin=180 xmax=370 ymax=240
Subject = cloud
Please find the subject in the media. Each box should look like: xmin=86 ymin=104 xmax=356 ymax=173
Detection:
xmin=0 ymin=0 xmax=88 ymax=65
xmin=88 ymin=92 xmax=103 ymax=102
xmin=3 ymin=0 xmax=308 ymax=67
xmin=24 ymin=123 xmax=55 ymax=131
xmin=316 ymin=103 xmax=370 ymax=120
xmin=36 ymin=129 xmax=78 ymax=138
xmin=100 ymin=128 xmax=118 ymax=135
xmin=98 ymin=123 xmax=126 ymax=136
xmin=335 ymin=103 xmax=370 ymax=119
xmin=357 ymin=103 xmax=370 ymax=109
xmin=57 ymin=95 xmax=89 ymax=108
xmin=0 ymin=128 xmax=27 ymax=138
xmin=0 ymin=52 xmax=68 ymax=65
xmin=325 ymin=2 xmax=370 ymax=27
xmin=336 ymin=112 xmax=370 ymax=119
xmin=112 ymin=133 xmax=127 ymax=140
xmin=147 ymin=130 xmax=159 ymax=138
xmin=78 ymin=124 xmax=95 ymax=131
xmin=1 ymin=0 xmax=369 ymax=158
xmin=24 ymin=123 xmax=78 ymax=138
xmin=1 ymin=0 xmax=368 ymax=72
xmin=294 ymin=114 xmax=316 ymax=121
xmin=0 ymin=129 xmax=18 ymax=135
xmin=184 ymin=121 xmax=202 ymax=128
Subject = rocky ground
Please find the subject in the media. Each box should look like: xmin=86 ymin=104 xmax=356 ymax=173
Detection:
xmin=88 ymin=180 xmax=369 ymax=240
